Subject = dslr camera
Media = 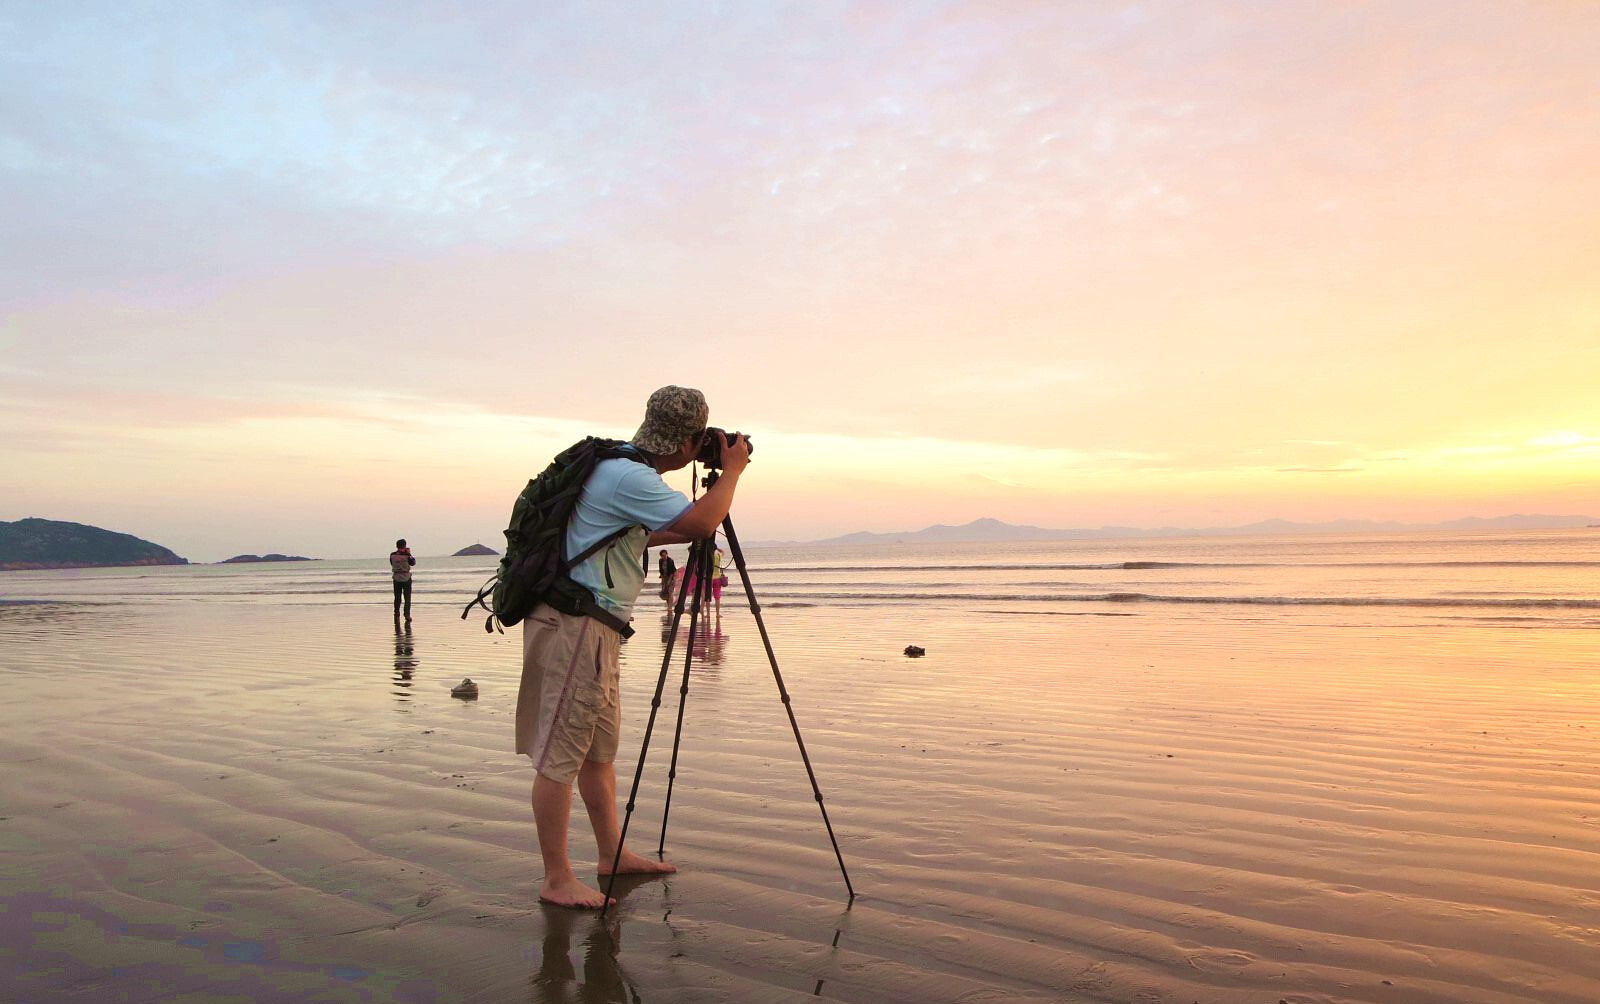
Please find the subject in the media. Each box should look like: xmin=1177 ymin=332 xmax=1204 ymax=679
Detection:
xmin=697 ymin=427 xmax=752 ymax=468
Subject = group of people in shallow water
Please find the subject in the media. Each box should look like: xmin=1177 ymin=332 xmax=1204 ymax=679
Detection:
xmin=654 ymin=545 xmax=727 ymax=615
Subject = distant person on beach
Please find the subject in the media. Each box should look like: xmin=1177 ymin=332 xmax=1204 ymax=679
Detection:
xmin=657 ymin=549 xmax=676 ymax=601
xmin=711 ymin=544 xmax=726 ymax=617
xmin=389 ymin=539 xmax=415 ymax=622
xmin=517 ymin=386 xmax=750 ymax=909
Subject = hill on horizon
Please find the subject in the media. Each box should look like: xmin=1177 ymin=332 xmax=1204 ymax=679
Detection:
xmin=0 ymin=517 xmax=188 ymax=570
xmin=800 ymin=513 xmax=1600 ymax=546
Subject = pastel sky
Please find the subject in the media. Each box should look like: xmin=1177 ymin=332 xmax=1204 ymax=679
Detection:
xmin=4 ymin=2 xmax=1598 ymax=560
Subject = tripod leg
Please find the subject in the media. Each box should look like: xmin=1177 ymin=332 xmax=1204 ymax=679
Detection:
xmin=657 ymin=533 xmax=715 ymax=854
xmin=720 ymin=516 xmax=856 ymax=902
xmin=601 ymin=538 xmax=704 ymax=916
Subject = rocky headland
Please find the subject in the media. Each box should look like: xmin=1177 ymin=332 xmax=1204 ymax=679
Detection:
xmin=219 ymin=554 xmax=315 ymax=564
xmin=0 ymin=518 xmax=188 ymax=571
xmin=452 ymin=543 xmax=499 ymax=557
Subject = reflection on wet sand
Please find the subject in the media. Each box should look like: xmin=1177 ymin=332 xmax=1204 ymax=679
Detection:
xmin=392 ymin=623 xmax=416 ymax=701
xmin=656 ymin=613 xmax=728 ymax=669
xmin=532 ymin=874 xmax=657 ymax=1003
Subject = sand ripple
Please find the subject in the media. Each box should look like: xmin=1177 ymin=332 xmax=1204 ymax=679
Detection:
xmin=3 ymin=601 xmax=1599 ymax=1002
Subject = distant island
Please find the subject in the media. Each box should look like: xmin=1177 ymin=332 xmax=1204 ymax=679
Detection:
xmin=802 ymin=514 xmax=1600 ymax=546
xmin=452 ymin=543 xmax=499 ymax=557
xmin=0 ymin=517 xmax=188 ymax=571
xmin=219 ymin=553 xmax=315 ymax=564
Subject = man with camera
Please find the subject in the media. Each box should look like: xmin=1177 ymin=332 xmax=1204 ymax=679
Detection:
xmin=517 ymin=385 xmax=750 ymax=909
xmin=389 ymin=538 xmax=415 ymax=623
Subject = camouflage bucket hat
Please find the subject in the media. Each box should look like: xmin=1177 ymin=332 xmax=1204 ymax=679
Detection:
xmin=631 ymin=386 xmax=709 ymax=455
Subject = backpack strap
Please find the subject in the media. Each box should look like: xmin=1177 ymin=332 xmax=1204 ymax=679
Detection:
xmin=548 ymin=445 xmax=657 ymax=637
xmin=546 ymin=579 xmax=636 ymax=639
xmin=553 ymin=524 xmax=643 ymax=638
xmin=560 ymin=525 xmax=635 ymax=573
xmin=553 ymin=445 xmax=652 ymax=575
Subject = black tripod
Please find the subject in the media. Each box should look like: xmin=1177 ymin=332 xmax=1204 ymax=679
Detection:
xmin=601 ymin=480 xmax=854 ymax=915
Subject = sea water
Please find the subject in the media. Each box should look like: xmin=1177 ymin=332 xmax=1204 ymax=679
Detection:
xmin=7 ymin=527 xmax=1598 ymax=628
xmin=4 ymin=528 xmax=1599 ymax=1003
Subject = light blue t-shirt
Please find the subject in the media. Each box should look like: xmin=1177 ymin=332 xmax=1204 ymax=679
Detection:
xmin=566 ymin=450 xmax=692 ymax=619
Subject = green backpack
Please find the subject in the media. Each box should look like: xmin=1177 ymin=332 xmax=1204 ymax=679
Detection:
xmin=462 ymin=437 xmax=648 ymax=636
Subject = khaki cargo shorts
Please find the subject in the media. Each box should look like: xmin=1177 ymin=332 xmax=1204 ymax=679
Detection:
xmin=514 ymin=605 xmax=622 ymax=784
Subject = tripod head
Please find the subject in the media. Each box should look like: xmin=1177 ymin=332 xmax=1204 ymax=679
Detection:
xmin=699 ymin=467 xmax=720 ymax=491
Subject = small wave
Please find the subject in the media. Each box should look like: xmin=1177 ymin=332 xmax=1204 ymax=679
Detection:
xmin=744 ymin=590 xmax=1600 ymax=610
xmin=1318 ymin=560 xmax=1600 ymax=569
xmin=750 ymin=558 xmax=1600 ymax=573
xmin=759 ymin=561 xmax=1243 ymax=573
xmin=1127 ymin=594 xmax=1600 ymax=609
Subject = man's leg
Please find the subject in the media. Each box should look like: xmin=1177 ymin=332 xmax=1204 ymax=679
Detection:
xmin=533 ymin=772 xmax=612 ymax=908
xmin=402 ymin=581 xmax=412 ymax=621
xmin=393 ymin=582 xmax=402 ymax=619
xmin=577 ymin=758 xmax=677 ymax=877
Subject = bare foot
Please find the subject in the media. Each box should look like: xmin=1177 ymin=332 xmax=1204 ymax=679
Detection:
xmin=539 ymin=873 xmax=614 ymax=910
xmin=598 ymin=848 xmax=678 ymax=876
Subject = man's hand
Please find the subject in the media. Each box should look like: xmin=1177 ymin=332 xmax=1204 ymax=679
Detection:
xmin=717 ymin=431 xmax=751 ymax=475
xmin=662 ymin=431 xmax=751 ymax=540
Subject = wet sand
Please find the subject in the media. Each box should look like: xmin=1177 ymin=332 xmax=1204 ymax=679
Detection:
xmin=3 ymin=596 xmax=1599 ymax=1002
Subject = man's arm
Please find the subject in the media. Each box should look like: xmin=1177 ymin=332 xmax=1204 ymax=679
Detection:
xmin=649 ymin=433 xmax=751 ymax=542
